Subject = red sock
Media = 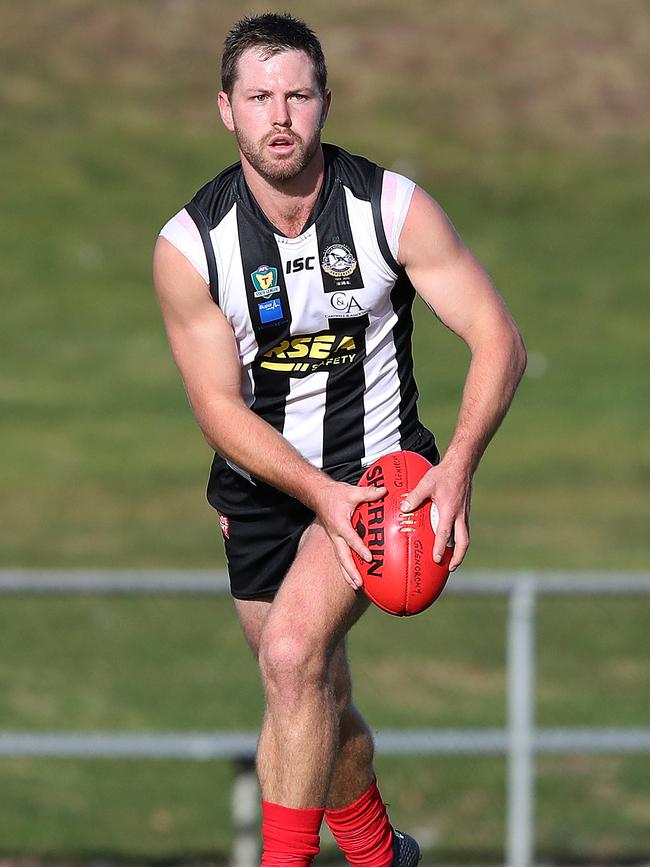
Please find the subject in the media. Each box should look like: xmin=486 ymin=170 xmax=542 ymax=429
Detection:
xmin=325 ymin=777 xmax=394 ymax=867
xmin=261 ymin=800 xmax=325 ymax=865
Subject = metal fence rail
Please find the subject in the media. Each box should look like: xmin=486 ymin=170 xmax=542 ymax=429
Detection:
xmin=2 ymin=569 xmax=649 ymax=594
xmin=3 ymin=728 xmax=650 ymax=759
xmin=1 ymin=569 xmax=649 ymax=867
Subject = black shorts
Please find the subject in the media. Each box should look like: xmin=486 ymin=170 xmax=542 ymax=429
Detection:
xmin=207 ymin=425 xmax=440 ymax=600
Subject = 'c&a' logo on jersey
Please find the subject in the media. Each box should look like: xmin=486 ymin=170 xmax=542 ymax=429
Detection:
xmin=258 ymin=332 xmax=358 ymax=377
xmin=251 ymin=265 xmax=280 ymax=299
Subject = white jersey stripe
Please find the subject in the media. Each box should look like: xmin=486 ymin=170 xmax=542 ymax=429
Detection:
xmin=283 ymin=371 xmax=328 ymax=469
xmin=276 ymin=227 xmax=328 ymax=465
xmin=362 ymin=326 xmax=402 ymax=464
xmin=343 ymin=186 xmax=404 ymax=465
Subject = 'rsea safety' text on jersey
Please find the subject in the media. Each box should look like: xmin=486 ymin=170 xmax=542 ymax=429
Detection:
xmin=160 ymin=144 xmax=424 ymax=488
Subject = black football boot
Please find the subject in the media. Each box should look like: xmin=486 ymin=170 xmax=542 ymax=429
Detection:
xmin=392 ymin=829 xmax=421 ymax=866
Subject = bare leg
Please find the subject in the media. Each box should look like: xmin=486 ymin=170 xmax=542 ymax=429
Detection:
xmin=257 ymin=521 xmax=364 ymax=807
xmin=234 ymin=521 xmax=375 ymax=808
xmin=235 ymin=602 xmax=376 ymax=810
xmin=326 ymin=639 xmax=376 ymax=810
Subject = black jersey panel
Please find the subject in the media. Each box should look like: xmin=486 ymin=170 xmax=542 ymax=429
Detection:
xmin=390 ymin=270 xmax=420 ymax=443
xmin=187 ymin=162 xmax=240 ymax=306
xmin=327 ymin=144 xmax=375 ymax=201
xmin=371 ymin=165 xmax=401 ymax=274
xmin=315 ymin=181 xmax=365 ymax=293
xmin=329 ymin=145 xmax=401 ymax=275
xmin=191 ymin=162 xmax=240 ymax=228
xmin=185 ymin=201 xmax=220 ymax=304
xmin=322 ymin=313 xmax=369 ymax=471
xmin=236 ymin=208 xmax=293 ymax=434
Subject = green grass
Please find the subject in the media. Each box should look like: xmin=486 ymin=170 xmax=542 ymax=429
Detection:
xmin=1 ymin=0 xmax=649 ymax=861
xmin=0 ymin=595 xmax=648 ymax=860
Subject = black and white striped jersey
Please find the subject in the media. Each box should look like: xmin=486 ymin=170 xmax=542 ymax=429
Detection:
xmin=160 ymin=143 xmax=424 ymax=484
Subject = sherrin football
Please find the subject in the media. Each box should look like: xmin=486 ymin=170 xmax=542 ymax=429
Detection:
xmin=352 ymin=450 xmax=453 ymax=616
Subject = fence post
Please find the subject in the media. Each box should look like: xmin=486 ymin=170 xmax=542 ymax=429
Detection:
xmin=506 ymin=578 xmax=536 ymax=867
xmin=231 ymin=757 xmax=260 ymax=867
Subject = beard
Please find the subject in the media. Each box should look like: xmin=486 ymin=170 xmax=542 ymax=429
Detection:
xmin=233 ymin=124 xmax=322 ymax=183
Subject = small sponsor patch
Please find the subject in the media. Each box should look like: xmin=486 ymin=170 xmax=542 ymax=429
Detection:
xmin=218 ymin=512 xmax=230 ymax=539
xmin=329 ymin=291 xmax=367 ymax=317
xmin=251 ymin=265 xmax=279 ymax=298
xmin=322 ymin=243 xmax=357 ymax=278
xmin=258 ymin=297 xmax=284 ymax=324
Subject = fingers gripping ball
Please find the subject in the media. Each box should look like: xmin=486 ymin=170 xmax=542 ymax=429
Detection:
xmin=352 ymin=451 xmax=453 ymax=616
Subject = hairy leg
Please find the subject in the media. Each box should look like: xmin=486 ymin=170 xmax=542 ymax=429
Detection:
xmin=234 ymin=557 xmax=375 ymax=810
xmin=234 ymin=594 xmax=273 ymax=655
xmin=326 ymin=638 xmax=376 ymax=809
xmin=258 ymin=521 xmax=365 ymax=807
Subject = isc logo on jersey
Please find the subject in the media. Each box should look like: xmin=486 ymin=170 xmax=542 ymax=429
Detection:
xmin=258 ymin=332 xmax=357 ymax=376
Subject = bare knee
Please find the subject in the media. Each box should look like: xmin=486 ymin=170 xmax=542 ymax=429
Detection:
xmin=258 ymin=627 xmax=330 ymax=707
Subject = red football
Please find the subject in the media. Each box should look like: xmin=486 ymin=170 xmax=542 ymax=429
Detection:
xmin=352 ymin=450 xmax=453 ymax=616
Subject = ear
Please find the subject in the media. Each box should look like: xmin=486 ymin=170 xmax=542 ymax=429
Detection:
xmin=218 ymin=91 xmax=235 ymax=132
xmin=319 ymin=88 xmax=332 ymax=130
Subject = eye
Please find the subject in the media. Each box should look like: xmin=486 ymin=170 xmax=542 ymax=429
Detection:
xmin=252 ymin=94 xmax=268 ymax=102
xmin=290 ymin=93 xmax=308 ymax=102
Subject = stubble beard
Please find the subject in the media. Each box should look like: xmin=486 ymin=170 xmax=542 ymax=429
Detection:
xmin=234 ymin=125 xmax=322 ymax=183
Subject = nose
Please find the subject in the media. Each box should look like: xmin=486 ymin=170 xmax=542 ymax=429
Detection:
xmin=270 ymin=96 xmax=291 ymax=128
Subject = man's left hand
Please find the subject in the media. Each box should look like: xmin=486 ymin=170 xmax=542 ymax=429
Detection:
xmin=401 ymin=461 xmax=472 ymax=572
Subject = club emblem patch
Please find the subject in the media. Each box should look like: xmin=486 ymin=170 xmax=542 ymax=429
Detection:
xmin=321 ymin=244 xmax=357 ymax=278
xmin=251 ymin=265 xmax=280 ymax=299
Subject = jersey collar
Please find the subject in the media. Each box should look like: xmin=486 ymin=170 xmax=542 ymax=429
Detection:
xmin=235 ymin=144 xmax=338 ymax=238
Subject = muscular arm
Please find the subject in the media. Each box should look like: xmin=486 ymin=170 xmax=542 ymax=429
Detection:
xmin=153 ymin=236 xmax=383 ymax=587
xmin=398 ymin=187 xmax=527 ymax=569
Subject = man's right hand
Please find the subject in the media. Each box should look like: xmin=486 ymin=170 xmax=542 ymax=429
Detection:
xmin=311 ymin=480 xmax=387 ymax=591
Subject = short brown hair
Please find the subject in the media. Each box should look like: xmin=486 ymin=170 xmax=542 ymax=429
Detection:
xmin=221 ymin=13 xmax=328 ymax=97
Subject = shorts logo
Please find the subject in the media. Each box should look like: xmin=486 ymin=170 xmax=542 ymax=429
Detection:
xmin=330 ymin=292 xmax=366 ymax=317
xmin=322 ymin=244 xmax=357 ymax=278
xmin=258 ymin=298 xmax=284 ymax=324
xmin=218 ymin=512 xmax=230 ymax=539
xmin=259 ymin=332 xmax=358 ymax=376
xmin=251 ymin=265 xmax=280 ymax=299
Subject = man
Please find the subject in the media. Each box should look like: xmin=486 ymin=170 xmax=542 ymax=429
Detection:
xmin=154 ymin=12 xmax=526 ymax=866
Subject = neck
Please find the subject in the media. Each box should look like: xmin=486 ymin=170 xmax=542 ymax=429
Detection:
xmin=240 ymin=146 xmax=325 ymax=237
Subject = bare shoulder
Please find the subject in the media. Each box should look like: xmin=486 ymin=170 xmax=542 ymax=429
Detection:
xmin=153 ymin=236 xmax=212 ymax=318
xmin=152 ymin=235 xmax=236 ymax=356
xmin=152 ymin=235 xmax=242 ymax=398
xmin=396 ymin=187 xmax=520 ymax=344
xmin=397 ymin=186 xmax=464 ymax=270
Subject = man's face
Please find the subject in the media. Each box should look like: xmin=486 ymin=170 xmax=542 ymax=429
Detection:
xmin=218 ymin=48 xmax=330 ymax=182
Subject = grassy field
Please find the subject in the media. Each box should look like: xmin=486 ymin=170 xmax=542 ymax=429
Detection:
xmin=0 ymin=594 xmax=648 ymax=861
xmin=1 ymin=0 xmax=649 ymax=861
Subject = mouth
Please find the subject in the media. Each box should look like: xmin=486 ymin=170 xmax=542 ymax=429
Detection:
xmin=268 ymin=134 xmax=296 ymax=153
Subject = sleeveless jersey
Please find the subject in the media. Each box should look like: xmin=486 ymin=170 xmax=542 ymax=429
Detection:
xmin=160 ymin=144 xmax=423 ymax=497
